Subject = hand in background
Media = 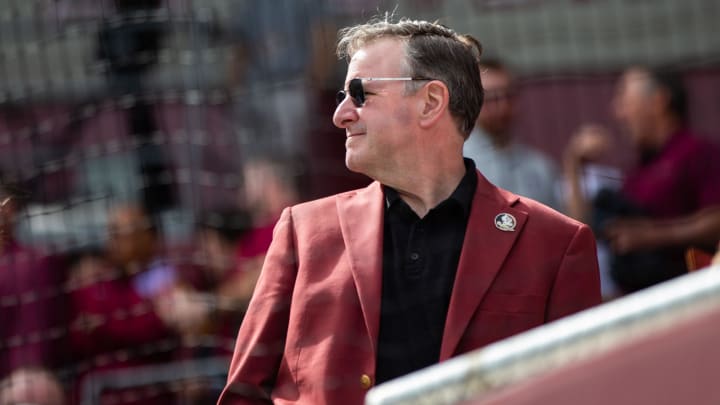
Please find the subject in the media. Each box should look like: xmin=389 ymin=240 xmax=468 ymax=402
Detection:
xmin=563 ymin=124 xmax=615 ymax=222
xmin=604 ymin=218 xmax=657 ymax=254
xmin=564 ymin=124 xmax=613 ymax=164
xmin=0 ymin=368 xmax=65 ymax=405
xmin=154 ymin=286 xmax=212 ymax=336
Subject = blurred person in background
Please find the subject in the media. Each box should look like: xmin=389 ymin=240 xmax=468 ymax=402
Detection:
xmin=226 ymin=156 xmax=301 ymax=311
xmin=67 ymin=204 xmax=207 ymax=404
xmin=564 ymin=66 xmax=720 ymax=294
xmin=0 ymin=176 xmax=66 ymax=402
xmin=464 ymin=58 xmax=562 ymax=210
xmin=226 ymin=0 xmax=318 ymax=155
xmin=164 ymin=208 xmax=255 ymax=404
xmin=187 ymin=207 xmax=254 ymax=347
xmin=0 ymin=368 xmax=65 ymax=405
xmin=218 ymin=18 xmax=600 ymax=405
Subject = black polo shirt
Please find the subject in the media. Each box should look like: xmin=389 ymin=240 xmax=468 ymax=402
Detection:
xmin=375 ymin=159 xmax=477 ymax=384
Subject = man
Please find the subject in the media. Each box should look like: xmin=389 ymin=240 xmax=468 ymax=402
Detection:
xmin=564 ymin=67 xmax=720 ymax=293
xmin=0 ymin=368 xmax=66 ymax=405
xmin=463 ymin=58 xmax=562 ymax=210
xmin=219 ymin=18 xmax=600 ymax=405
xmin=68 ymin=204 xmax=207 ymax=404
xmin=0 ymin=177 xmax=64 ymax=390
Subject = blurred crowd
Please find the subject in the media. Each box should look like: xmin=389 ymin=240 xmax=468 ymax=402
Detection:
xmin=1 ymin=155 xmax=301 ymax=404
xmin=1 ymin=1 xmax=720 ymax=405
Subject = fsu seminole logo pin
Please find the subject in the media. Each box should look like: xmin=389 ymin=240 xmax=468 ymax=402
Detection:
xmin=494 ymin=213 xmax=517 ymax=232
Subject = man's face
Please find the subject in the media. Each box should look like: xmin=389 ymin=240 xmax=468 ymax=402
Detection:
xmin=107 ymin=207 xmax=155 ymax=269
xmin=613 ymin=69 xmax=657 ymax=148
xmin=477 ymin=68 xmax=515 ymax=138
xmin=332 ymin=38 xmax=419 ymax=178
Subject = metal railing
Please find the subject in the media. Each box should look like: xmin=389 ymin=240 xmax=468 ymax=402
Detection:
xmin=80 ymin=355 xmax=231 ymax=405
xmin=366 ymin=264 xmax=720 ymax=405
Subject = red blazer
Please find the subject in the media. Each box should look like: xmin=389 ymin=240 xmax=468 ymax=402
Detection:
xmin=218 ymin=173 xmax=601 ymax=405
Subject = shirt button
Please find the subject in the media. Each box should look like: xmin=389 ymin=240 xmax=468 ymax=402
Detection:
xmin=409 ymin=252 xmax=420 ymax=261
xmin=360 ymin=374 xmax=373 ymax=390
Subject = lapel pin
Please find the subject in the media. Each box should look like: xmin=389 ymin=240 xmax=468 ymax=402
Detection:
xmin=494 ymin=213 xmax=517 ymax=232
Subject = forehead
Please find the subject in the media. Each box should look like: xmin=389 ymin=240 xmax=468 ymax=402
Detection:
xmin=619 ymin=70 xmax=651 ymax=94
xmin=480 ymin=68 xmax=512 ymax=89
xmin=109 ymin=207 xmax=145 ymax=228
xmin=346 ymin=38 xmax=407 ymax=79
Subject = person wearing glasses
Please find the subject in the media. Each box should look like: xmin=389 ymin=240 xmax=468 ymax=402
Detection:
xmin=218 ymin=18 xmax=600 ymax=405
xmin=463 ymin=58 xmax=562 ymax=211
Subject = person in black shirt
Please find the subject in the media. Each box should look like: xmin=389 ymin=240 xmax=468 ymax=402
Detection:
xmin=219 ymin=17 xmax=601 ymax=405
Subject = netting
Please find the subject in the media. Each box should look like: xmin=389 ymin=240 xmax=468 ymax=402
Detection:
xmin=0 ymin=0 xmax=718 ymax=404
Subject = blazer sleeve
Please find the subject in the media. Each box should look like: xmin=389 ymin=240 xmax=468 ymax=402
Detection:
xmin=545 ymin=224 xmax=602 ymax=321
xmin=218 ymin=207 xmax=298 ymax=405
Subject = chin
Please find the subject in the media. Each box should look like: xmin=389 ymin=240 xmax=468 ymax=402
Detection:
xmin=345 ymin=154 xmax=369 ymax=176
xmin=345 ymin=156 xmax=362 ymax=173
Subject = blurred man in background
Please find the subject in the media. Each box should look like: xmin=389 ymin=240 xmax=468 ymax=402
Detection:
xmin=564 ymin=66 xmax=720 ymax=293
xmin=68 ymin=204 xmax=207 ymax=404
xmin=0 ymin=176 xmax=66 ymax=404
xmin=221 ymin=156 xmax=302 ymax=312
xmin=0 ymin=368 xmax=65 ymax=405
xmin=464 ymin=58 xmax=562 ymax=210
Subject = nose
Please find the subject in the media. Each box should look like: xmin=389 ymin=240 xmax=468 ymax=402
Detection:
xmin=333 ymin=97 xmax=358 ymax=129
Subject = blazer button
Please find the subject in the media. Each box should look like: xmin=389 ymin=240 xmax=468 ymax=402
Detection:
xmin=360 ymin=374 xmax=373 ymax=390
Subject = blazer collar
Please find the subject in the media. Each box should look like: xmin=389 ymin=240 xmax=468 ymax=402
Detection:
xmin=440 ymin=170 xmax=528 ymax=360
xmin=337 ymin=182 xmax=385 ymax=359
xmin=336 ymin=173 xmax=528 ymax=362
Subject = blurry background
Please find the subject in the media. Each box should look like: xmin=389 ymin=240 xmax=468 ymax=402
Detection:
xmin=1 ymin=0 xmax=718 ymax=245
xmin=0 ymin=0 xmax=718 ymax=403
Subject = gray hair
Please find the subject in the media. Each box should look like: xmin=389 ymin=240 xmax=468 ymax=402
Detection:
xmin=337 ymin=17 xmax=484 ymax=138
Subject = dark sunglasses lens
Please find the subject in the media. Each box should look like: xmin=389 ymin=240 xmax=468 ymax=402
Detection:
xmin=349 ymin=79 xmax=364 ymax=107
xmin=336 ymin=90 xmax=347 ymax=105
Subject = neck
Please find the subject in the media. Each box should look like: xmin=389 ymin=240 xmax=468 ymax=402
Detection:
xmin=645 ymin=117 xmax=681 ymax=153
xmin=384 ymin=155 xmax=466 ymax=218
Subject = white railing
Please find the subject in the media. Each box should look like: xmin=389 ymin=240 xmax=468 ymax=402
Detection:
xmin=366 ymin=264 xmax=720 ymax=405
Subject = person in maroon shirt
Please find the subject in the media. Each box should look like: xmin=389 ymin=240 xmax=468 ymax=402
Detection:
xmin=565 ymin=66 xmax=720 ymax=293
xmin=182 ymin=207 xmax=254 ymax=355
xmin=67 ymin=204 xmax=207 ymax=405
xmin=220 ymin=156 xmax=301 ymax=313
xmin=0 ymin=177 xmax=66 ymax=404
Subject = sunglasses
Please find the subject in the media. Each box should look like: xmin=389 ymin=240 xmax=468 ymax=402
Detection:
xmin=483 ymin=88 xmax=517 ymax=103
xmin=336 ymin=77 xmax=434 ymax=107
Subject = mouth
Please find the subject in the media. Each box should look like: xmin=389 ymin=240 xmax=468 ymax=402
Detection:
xmin=347 ymin=132 xmax=365 ymax=138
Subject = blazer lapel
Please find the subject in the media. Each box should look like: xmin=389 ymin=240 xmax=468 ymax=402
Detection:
xmin=440 ymin=172 xmax=528 ymax=360
xmin=337 ymin=181 xmax=385 ymax=355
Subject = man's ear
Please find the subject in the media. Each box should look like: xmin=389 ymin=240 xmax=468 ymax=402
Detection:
xmin=418 ymin=81 xmax=449 ymax=129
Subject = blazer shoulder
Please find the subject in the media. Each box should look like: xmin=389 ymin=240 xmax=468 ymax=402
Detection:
xmin=289 ymin=181 xmax=379 ymax=217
